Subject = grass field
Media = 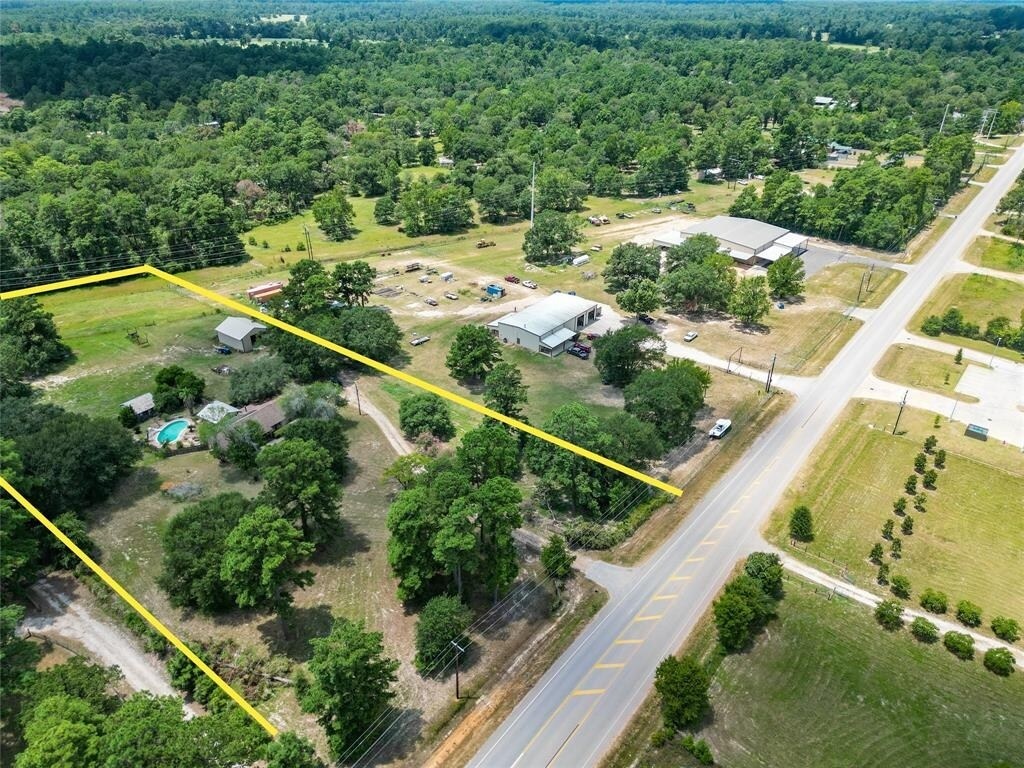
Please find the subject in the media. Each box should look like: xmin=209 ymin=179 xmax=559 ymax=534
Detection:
xmin=606 ymin=576 xmax=1024 ymax=768
xmin=765 ymin=399 xmax=1024 ymax=622
xmin=964 ymin=236 xmax=1024 ymax=274
xmin=911 ymin=273 xmax=1024 ymax=362
xmin=904 ymin=215 xmax=952 ymax=263
xmin=946 ymin=182 xmax=983 ymax=216
xmin=874 ymin=344 xmax=982 ymax=402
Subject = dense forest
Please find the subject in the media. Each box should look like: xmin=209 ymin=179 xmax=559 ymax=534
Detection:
xmin=2 ymin=2 xmax=1022 ymax=290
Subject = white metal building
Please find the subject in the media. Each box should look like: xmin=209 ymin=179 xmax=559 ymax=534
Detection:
xmin=488 ymin=294 xmax=601 ymax=356
xmin=215 ymin=316 xmax=268 ymax=352
xmin=654 ymin=215 xmax=808 ymax=267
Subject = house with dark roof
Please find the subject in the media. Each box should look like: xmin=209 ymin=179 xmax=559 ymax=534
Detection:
xmin=121 ymin=392 xmax=156 ymax=420
xmin=213 ymin=399 xmax=287 ymax=451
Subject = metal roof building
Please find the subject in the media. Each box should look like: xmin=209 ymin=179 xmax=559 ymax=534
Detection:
xmin=215 ymin=316 xmax=268 ymax=352
xmin=488 ymin=294 xmax=601 ymax=356
xmin=654 ymin=215 xmax=808 ymax=266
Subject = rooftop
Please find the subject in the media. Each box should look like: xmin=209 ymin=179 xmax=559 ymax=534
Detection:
xmin=195 ymin=400 xmax=239 ymax=424
xmin=683 ymin=215 xmax=791 ymax=252
xmin=121 ymin=392 xmax=155 ymax=415
xmin=215 ymin=316 xmax=268 ymax=341
xmin=492 ymin=293 xmax=599 ymax=335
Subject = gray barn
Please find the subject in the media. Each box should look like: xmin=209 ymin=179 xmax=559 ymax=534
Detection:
xmin=489 ymin=294 xmax=601 ymax=356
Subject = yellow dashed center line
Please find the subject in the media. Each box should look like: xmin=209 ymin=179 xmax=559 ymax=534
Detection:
xmin=669 ymin=574 xmax=693 ymax=581
xmin=684 ymin=556 xmax=706 ymax=563
xmin=651 ymin=594 xmax=678 ymax=601
xmin=614 ymin=638 xmax=644 ymax=645
xmin=594 ymin=663 xmax=625 ymax=670
xmin=572 ymin=688 xmax=606 ymax=696
xmin=633 ymin=614 xmax=664 ymax=622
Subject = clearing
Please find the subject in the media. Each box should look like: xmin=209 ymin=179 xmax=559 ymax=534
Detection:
xmin=911 ymin=272 xmax=1024 ymax=362
xmin=765 ymin=399 xmax=1024 ymax=623
xmin=964 ymin=236 xmax=1024 ymax=274
xmin=604 ymin=575 xmax=1024 ymax=768
xmin=874 ymin=344 xmax=982 ymax=403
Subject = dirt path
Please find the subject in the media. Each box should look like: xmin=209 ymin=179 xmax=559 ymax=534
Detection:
xmin=345 ymin=382 xmax=413 ymax=456
xmin=22 ymin=575 xmax=191 ymax=707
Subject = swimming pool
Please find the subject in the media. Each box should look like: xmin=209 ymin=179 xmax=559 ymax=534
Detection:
xmin=156 ymin=419 xmax=190 ymax=445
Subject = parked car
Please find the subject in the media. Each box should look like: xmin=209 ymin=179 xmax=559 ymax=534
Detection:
xmin=709 ymin=419 xmax=732 ymax=439
xmin=476 ymin=239 xmax=496 ymax=248
xmin=504 ymin=275 xmax=521 ymax=284
xmin=616 ymin=212 xmax=627 ymax=219
xmin=444 ymin=292 xmax=459 ymax=300
xmin=567 ymin=344 xmax=590 ymax=360
xmin=424 ymin=297 xmax=439 ymax=306
xmin=638 ymin=313 xmax=655 ymax=325
xmin=573 ymin=341 xmax=593 ymax=353
xmin=410 ymin=335 xmax=430 ymax=346
xmin=651 ymin=207 xmax=662 ymax=213
xmin=683 ymin=331 xmax=698 ymax=342
xmin=214 ymin=345 xmax=232 ymax=355
xmin=590 ymin=244 xmax=603 ymax=252
xmin=522 ymin=279 xmax=538 ymax=289
xmin=777 ymin=301 xmax=785 ymax=309
xmin=598 ymin=215 xmax=610 ymax=224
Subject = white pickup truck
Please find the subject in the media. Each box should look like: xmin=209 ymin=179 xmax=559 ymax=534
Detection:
xmin=709 ymin=419 xmax=732 ymax=439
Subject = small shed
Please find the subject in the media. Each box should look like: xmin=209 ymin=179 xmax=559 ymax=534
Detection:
xmin=965 ymin=424 xmax=989 ymax=441
xmin=486 ymin=284 xmax=506 ymax=298
xmin=215 ymin=317 xmax=268 ymax=353
xmin=121 ymin=393 xmax=156 ymax=420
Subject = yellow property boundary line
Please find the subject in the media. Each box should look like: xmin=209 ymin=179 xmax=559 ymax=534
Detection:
xmin=0 ymin=475 xmax=279 ymax=735
xmin=1 ymin=265 xmax=682 ymax=497
xmin=0 ymin=264 xmax=683 ymax=735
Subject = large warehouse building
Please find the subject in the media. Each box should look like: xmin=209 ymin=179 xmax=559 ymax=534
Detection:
xmin=489 ymin=293 xmax=601 ymax=356
xmin=654 ymin=215 xmax=808 ymax=267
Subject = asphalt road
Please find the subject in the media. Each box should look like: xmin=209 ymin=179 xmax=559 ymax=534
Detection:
xmin=468 ymin=142 xmax=1024 ymax=768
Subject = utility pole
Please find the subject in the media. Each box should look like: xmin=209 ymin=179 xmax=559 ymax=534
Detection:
xmin=353 ymin=383 xmax=362 ymax=415
xmin=302 ymin=224 xmax=314 ymax=260
xmin=989 ymin=336 xmax=1003 ymax=366
xmin=530 ymin=162 xmax=536 ymax=228
xmin=765 ymin=353 xmax=777 ymax=393
xmin=892 ymin=389 xmax=908 ymax=435
xmin=856 ymin=271 xmax=866 ymax=304
xmin=938 ymin=104 xmax=950 ymax=134
xmin=451 ymin=640 xmax=466 ymax=699
xmin=865 ymin=264 xmax=874 ymax=294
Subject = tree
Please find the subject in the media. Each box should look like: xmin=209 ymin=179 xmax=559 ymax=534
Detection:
xmin=216 ymin=419 xmax=267 ymax=472
xmin=279 ymin=417 xmax=349 ymax=479
xmin=713 ymin=574 xmax=776 ymax=652
xmin=221 ymin=506 xmax=315 ymax=622
xmin=660 ymin=251 xmax=736 ymax=314
xmin=1 ymin=496 xmax=40 ymax=597
xmin=0 ymin=296 xmax=71 ymax=380
xmin=904 ymin=474 xmax=918 ymax=494
xmin=923 ymin=469 xmax=938 ymax=489
xmin=983 ymin=647 xmax=1016 ymax=677
xmin=890 ymin=537 xmax=902 ymax=558
xmin=159 ymin=493 xmax=251 ymax=613
xmin=767 ymin=254 xmax=806 ymax=298
xmin=332 ymin=260 xmax=376 ymax=306
xmin=664 ymin=234 xmax=719 ymax=272
xmin=743 ymin=551 xmax=784 ymax=598
xmin=473 ymin=478 xmax=524 ymax=602
xmin=536 ymin=167 xmax=586 ymax=212
xmin=617 ymin=278 xmax=662 ymax=320
xmin=943 ymin=631 xmax=975 ymax=660
xmin=914 ymin=452 xmax=927 ymax=473
xmin=432 ymin=500 xmax=478 ymax=599
xmin=397 ymin=179 xmax=473 ymax=236
xmin=541 ymin=535 xmax=575 ymax=580
xmin=919 ymin=589 xmax=948 ymax=614
xmin=399 ymin=393 xmax=456 ymax=441
xmin=923 ymin=434 xmax=938 ymax=453
xmin=417 ymin=138 xmax=437 ymax=167
xmin=935 ymin=449 xmax=946 ymax=468
xmin=956 ymin=600 xmax=982 ymax=628
xmin=789 ymin=505 xmax=813 ymax=541
xmin=1 ymin=604 xmax=40 ymax=695
xmin=890 ymin=574 xmax=911 ymax=599
xmin=13 ymin=410 xmax=141 ymax=516
xmin=729 ymin=275 xmax=771 ymax=325
xmin=593 ymin=325 xmax=665 ymax=387
xmin=483 ymin=362 xmax=528 ymax=418
xmin=258 ymin=438 xmax=341 ymax=539
xmin=388 ymin=486 xmax=445 ymax=602
xmin=335 ymin=305 xmax=403 ymax=363
xmin=374 ymin=195 xmax=398 ymax=225
xmin=874 ymin=599 xmax=904 ymax=630
xmin=312 ymin=188 xmax=356 ymax=241
xmin=877 ymin=563 xmax=890 ymax=585
xmin=991 ymin=616 xmax=1021 ymax=643
xmin=299 ymin=617 xmax=399 ymax=759
xmin=893 ymin=497 xmax=907 ymax=515
xmin=446 ymin=325 xmax=502 ymax=382
xmin=901 ymin=516 xmax=914 ymax=535
xmin=456 ymin=420 xmax=520 ymax=483
xmin=654 ymin=655 xmax=709 ymax=731
xmin=415 ymin=595 xmax=472 ymax=674
xmin=153 ymin=365 xmax=205 ymax=413
xmin=913 ymin=493 xmax=927 ymax=512
xmin=869 ymin=542 xmax=884 ymax=564
xmin=16 ymin=695 xmax=103 ymax=768
xmin=229 ymin=358 xmax=290 ymax=406
xmin=265 ymin=732 xmax=326 ymax=768
xmin=601 ymin=412 xmax=664 ymax=467
xmin=381 ymin=453 xmax=431 ymax=489
xmin=910 ymin=617 xmax=939 ymax=643
xmin=522 ymin=210 xmax=582 ymax=265
xmin=603 ymin=243 xmax=661 ymax=294
xmin=623 ymin=360 xmax=711 ymax=444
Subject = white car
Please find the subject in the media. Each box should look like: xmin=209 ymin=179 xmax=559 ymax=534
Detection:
xmin=522 ymin=280 xmax=538 ymax=289
xmin=684 ymin=331 xmax=698 ymax=342
xmin=709 ymin=419 xmax=732 ymax=439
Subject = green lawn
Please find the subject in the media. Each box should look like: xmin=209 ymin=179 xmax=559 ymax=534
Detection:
xmin=911 ymin=273 xmax=1024 ymax=362
xmin=964 ymin=236 xmax=1024 ymax=274
xmin=905 ymin=215 xmax=952 ymax=264
xmin=874 ymin=344 xmax=982 ymax=402
xmin=766 ymin=399 xmax=1024 ymax=622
